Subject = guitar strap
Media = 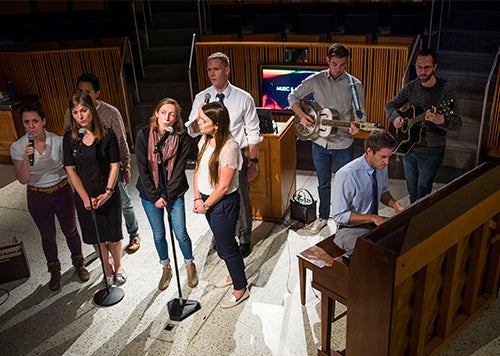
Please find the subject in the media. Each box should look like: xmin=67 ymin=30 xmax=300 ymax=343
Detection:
xmin=429 ymin=78 xmax=445 ymax=109
xmin=347 ymin=74 xmax=363 ymax=120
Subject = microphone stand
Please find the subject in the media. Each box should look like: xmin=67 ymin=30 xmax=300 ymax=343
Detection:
xmin=157 ymin=139 xmax=200 ymax=321
xmin=90 ymin=194 xmax=124 ymax=306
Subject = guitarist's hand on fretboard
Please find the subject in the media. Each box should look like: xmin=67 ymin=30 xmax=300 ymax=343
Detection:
xmin=424 ymin=107 xmax=445 ymax=125
xmin=349 ymin=121 xmax=360 ymax=136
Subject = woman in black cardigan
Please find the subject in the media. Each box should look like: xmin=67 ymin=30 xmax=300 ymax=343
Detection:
xmin=135 ymin=98 xmax=198 ymax=290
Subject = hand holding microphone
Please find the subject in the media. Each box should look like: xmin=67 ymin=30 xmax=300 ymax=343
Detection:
xmin=28 ymin=134 xmax=35 ymax=166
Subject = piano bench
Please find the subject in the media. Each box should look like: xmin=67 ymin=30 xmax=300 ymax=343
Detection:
xmin=297 ymin=236 xmax=345 ymax=305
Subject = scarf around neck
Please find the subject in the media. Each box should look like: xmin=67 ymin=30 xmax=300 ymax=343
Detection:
xmin=147 ymin=123 xmax=179 ymax=189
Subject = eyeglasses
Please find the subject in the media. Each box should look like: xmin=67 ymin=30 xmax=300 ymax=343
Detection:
xmin=415 ymin=65 xmax=434 ymax=71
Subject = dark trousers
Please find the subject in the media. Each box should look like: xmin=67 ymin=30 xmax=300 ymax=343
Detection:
xmin=27 ymin=182 xmax=83 ymax=263
xmin=203 ymin=191 xmax=247 ymax=290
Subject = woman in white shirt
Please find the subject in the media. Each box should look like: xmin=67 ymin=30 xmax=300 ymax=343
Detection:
xmin=193 ymin=102 xmax=249 ymax=308
xmin=10 ymin=103 xmax=89 ymax=291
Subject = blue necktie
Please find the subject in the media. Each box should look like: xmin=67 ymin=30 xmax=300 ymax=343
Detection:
xmin=371 ymin=170 xmax=378 ymax=215
xmin=216 ymin=93 xmax=225 ymax=103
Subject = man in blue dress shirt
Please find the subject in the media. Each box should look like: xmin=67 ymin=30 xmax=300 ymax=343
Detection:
xmin=332 ymin=129 xmax=405 ymax=251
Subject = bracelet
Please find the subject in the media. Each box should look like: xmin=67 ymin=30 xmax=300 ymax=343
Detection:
xmin=249 ymin=157 xmax=259 ymax=164
xmin=194 ymin=197 xmax=203 ymax=202
xmin=105 ymin=187 xmax=114 ymax=194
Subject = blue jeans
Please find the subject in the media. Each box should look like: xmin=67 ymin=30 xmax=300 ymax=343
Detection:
xmin=312 ymin=142 xmax=353 ymax=220
xmin=141 ymin=196 xmax=193 ymax=266
xmin=403 ymin=149 xmax=444 ymax=203
xmin=118 ymin=173 xmax=139 ymax=238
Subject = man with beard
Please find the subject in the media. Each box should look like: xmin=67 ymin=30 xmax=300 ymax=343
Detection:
xmin=331 ymin=129 xmax=404 ymax=251
xmin=385 ymin=48 xmax=461 ymax=203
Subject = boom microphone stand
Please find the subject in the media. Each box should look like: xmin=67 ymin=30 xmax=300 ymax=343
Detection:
xmin=90 ymin=197 xmax=124 ymax=306
xmin=157 ymin=136 xmax=200 ymax=321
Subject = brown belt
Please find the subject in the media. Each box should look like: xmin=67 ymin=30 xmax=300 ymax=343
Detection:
xmin=28 ymin=178 xmax=68 ymax=194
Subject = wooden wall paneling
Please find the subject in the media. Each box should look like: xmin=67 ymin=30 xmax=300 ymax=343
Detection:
xmin=195 ymin=43 xmax=411 ymax=127
xmin=487 ymin=69 xmax=500 ymax=156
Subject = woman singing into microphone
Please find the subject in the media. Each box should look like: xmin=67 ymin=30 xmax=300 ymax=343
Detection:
xmin=63 ymin=92 xmax=125 ymax=287
xmin=135 ymin=98 xmax=198 ymax=291
xmin=10 ymin=103 xmax=89 ymax=291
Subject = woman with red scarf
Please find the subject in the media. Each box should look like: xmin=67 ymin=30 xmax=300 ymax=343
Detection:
xmin=135 ymin=98 xmax=198 ymax=290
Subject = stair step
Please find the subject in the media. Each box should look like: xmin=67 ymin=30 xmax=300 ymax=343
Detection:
xmin=152 ymin=12 xmax=199 ymax=29
xmin=448 ymin=9 xmax=500 ymax=32
xmin=438 ymin=29 xmax=500 ymax=53
xmin=437 ymin=50 xmax=494 ymax=73
xmin=138 ymin=81 xmax=194 ymax=103
xmin=438 ymin=69 xmax=489 ymax=102
xmin=142 ymin=46 xmax=192 ymax=65
xmin=148 ymin=28 xmax=198 ymax=47
xmin=143 ymin=64 xmax=191 ymax=81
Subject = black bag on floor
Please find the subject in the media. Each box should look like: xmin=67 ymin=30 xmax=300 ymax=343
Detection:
xmin=290 ymin=188 xmax=317 ymax=223
xmin=0 ymin=237 xmax=30 ymax=284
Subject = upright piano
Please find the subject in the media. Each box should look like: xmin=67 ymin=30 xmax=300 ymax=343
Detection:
xmin=298 ymin=163 xmax=500 ymax=355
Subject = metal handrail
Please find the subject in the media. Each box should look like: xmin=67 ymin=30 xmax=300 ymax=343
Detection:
xmin=475 ymin=46 xmax=500 ymax=166
xmin=131 ymin=0 xmax=145 ymax=79
xmin=401 ymin=34 xmax=423 ymax=89
xmin=188 ymin=33 xmax=197 ymax=103
xmin=118 ymin=37 xmax=139 ymax=149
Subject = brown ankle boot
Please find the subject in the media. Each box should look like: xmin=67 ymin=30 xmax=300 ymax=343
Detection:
xmin=72 ymin=254 xmax=90 ymax=282
xmin=186 ymin=263 xmax=198 ymax=288
xmin=158 ymin=265 xmax=172 ymax=291
xmin=47 ymin=260 xmax=61 ymax=291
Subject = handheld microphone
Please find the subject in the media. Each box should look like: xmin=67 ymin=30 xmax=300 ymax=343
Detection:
xmin=28 ymin=134 xmax=34 ymax=166
xmin=78 ymin=128 xmax=86 ymax=144
xmin=204 ymin=93 xmax=211 ymax=104
xmin=153 ymin=126 xmax=174 ymax=154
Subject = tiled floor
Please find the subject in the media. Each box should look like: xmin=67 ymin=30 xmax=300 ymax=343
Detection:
xmin=0 ymin=159 xmax=498 ymax=355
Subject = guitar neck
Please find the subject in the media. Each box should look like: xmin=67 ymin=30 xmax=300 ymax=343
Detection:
xmin=321 ymin=119 xmax=377 ymax=131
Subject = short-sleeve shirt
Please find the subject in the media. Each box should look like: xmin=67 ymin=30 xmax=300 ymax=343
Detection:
xmin=197 ymin=136 xmax=241 ymax=195
xmin=10 ymin=131 xmax=66 ymax=187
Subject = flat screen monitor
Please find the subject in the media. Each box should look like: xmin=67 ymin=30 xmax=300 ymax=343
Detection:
xmin=260 ymin=64 xmax=326 ymax=111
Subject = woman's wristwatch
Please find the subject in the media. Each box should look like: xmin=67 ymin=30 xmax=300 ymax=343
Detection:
xmin=202 ymin=202 xmax=210 ymax=211
xmin=249 ymin=157 xmax=258 ymax=164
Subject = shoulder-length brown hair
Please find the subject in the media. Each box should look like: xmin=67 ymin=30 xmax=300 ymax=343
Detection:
xmin=197 ymin=102 xmax=232 ymax=186
xmin=149 ymin=97 xmax=185 ymax=135
xmin=68 ymin=92 xmax=107 ymax=142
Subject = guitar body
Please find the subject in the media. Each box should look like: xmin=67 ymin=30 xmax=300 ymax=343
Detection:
xmin=295 ymin=101 xmax=382 ymax=140
xmin=392 ymin=100 xmax=454 ymax=156
xmin=393 ymin=106 xmax=425 ymax=156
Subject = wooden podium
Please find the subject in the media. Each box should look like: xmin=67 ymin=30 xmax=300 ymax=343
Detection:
xmin=250 ymin=116 xmax=296 ymax=221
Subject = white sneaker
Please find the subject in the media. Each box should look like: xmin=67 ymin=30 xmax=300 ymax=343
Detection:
xmin=309 ymin=218 xmax=327 ymax=234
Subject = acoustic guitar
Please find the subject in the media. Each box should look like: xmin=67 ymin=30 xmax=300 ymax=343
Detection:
xmin=295 ymin=101 xmax=382 ymax=141
xmin=393 ymin=99 xmax=454 ymax=156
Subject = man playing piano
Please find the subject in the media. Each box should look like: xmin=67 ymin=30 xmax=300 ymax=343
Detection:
xmin=331 ymin=129 xmax=405 ymax=251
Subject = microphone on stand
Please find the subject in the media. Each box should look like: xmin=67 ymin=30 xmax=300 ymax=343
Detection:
xmin=153 ymin=126 xmax=174 ymax=154
xmin=28 ymin=134 xmax=34 ymax=166
xmin=204 ymin=93 xmax=211 ymax=104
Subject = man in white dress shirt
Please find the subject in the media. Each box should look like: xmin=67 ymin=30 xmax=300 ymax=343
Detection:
xmin=186 ymin=52 xmax=262 ymax=258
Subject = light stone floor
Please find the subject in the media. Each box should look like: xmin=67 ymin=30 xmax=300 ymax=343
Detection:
xmin=0 ymin=158 xmax=498 ymax=355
